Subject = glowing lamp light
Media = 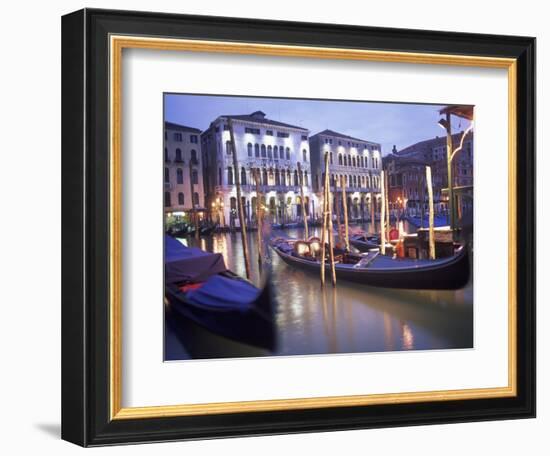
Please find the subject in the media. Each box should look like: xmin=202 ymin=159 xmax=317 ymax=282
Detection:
xmin=295 ymin=242 xmax=310 ymax=256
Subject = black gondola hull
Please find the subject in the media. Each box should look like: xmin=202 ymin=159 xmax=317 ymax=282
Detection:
xmin=165 ymin=276 xmax=276 ymax=350
xmin=273 ymin=246 xmax=470 ymax=290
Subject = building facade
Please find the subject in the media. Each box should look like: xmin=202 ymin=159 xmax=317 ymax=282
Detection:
xmin=164 ymin=122 xmax=205 ymax=217
xmin=201 ymin=111 xmax=318 ymax=227
xmin=384 ymin=130 xmax=474 ymax=218
xmin=309 ymin=129 xmax=382 ymax=220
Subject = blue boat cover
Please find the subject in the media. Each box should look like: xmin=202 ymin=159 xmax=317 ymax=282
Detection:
xmin=186 ymin=275 xmax=260 ymax=310
xmin=165 ymin=235 xmax=227 ymax=284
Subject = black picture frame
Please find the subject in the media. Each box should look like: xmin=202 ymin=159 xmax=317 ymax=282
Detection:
xmin=62 ymin=8 xmax=536 ymax=447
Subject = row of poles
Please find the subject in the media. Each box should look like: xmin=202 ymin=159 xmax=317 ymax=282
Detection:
xmin=229 ymin=120 xmax=437 ymax=284
xmin=228 ymin=119 xmax=311 ymax=281
xmin=320 ymin=151 xmax=437 ymax=287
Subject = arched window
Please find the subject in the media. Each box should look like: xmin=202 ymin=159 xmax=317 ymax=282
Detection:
xmin=226 ymin=141 xmax=232 ymax=155
xmin=302 ymin=149 xmax=307 ymax=162
xmin=262 ymin=168 xmax=268 ymax=185
xmin=240 ymin=167 xmax=247 ymax=185
xmin=193 ymin=192 xmax=199 ymax=206
xmin=247 ymin=143 xmax=253 ymax=157
xmin=190 ymin=149 xmax=197 ymax=164
xmin=330 ymin=152 xmax=333 ymax=164
xmin=273 ymin=145 xmax=278 ymax=159
xmin=304 ymin=171 xmax=308 ymax=186
xmin=360 ymin=156 xmax=364 ymax=167
xmin=255 ymin=144 xmax=260 ymax=157
xmin=192 ymin=170 xmax=198 ymax=184
xmin=176 ymin=168 xmax=183 ymax=184
xmin=267 ymin=145 xmax=272 ymax=158
xmin=227 ymin=166 xmax=234 ymax=185
xmin=218 ymin=167 xmax=222 ymax=185
xmin=281 ymin=169 xmax=286 ymax=186
xmin=293 ymin=170 xmax=299 ymax=186
xmin=164 ymin=148 xmax=169 ymax=162
xmin=285 ymin=147 xmax=290 ymax=160
xmin=261 ymin=144 xmax=266 ymax=157
xmin=164 ymin=191 xmax=171 ymax=207
xmin=352 ymin=156 xmax=356 ymax=167
xmin=343 ymin=155 xmax=347 ymax=166
xmin=338 ymin=154 xmax=343 ymax=165
xmin=164 ymin=167 xmax=170 ymax=183
xmin=178 ymin=192 xmax=184 ymax=205
xmin=175 ymin=148 xmax=182 ymax=162
xmin=287 ymin=170 xmax=291 ymax=185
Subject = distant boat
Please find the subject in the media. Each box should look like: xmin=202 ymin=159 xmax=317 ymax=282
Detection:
xmin=349 ymin=233 xmax=380 ymax=252
xmin=271 ymin=237 xmax=469 ymax=290
xmin=164 ymin=235 xmax=275 ymax=350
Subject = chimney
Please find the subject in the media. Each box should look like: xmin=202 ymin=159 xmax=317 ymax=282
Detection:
xmin=250 ymin=110 xmax=266 ymax=119
xmin=392 ymin=145 xmax=397 ymax=154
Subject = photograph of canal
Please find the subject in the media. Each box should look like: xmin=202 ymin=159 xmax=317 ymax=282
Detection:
xmin=163 ymin=94 xmax=474 ymax=361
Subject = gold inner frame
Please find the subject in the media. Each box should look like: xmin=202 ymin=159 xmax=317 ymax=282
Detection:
xmin=109 ymin=35 xmax=517 ymax=420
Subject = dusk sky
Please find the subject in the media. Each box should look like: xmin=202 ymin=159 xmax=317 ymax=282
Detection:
xmin=164 ymin=94 xmax=472 ymax=155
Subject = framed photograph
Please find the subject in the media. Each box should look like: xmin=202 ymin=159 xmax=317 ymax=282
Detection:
xmin=62 ymin=8 xmax=535 ymax=446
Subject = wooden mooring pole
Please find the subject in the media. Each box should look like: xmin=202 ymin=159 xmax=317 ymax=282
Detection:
xmin=228 ymin=119 xmax=251 ymax=279
xmin=341 ymin=175 xmax=350 ymax=251
xmin=254 ymin=168 xmax=263 ymax=270
xmin=380 ymin=171 xmax=386 ymax=255
xmin=426 ymin=165 xmax=436 ymax=260
xmin=320 ymin=154 xmax=328 ymax=287
xmin=297 ymin=162 xmax=309 ymax=240
xmin=325 ymin=155 xmax=336 ymax=286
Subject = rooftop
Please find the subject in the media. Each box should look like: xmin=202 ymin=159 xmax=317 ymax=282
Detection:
xmin=217 ymin=111 xmax=308 ymax=131
xmin=311 ymin=129 xmax=379 ymax=145
xmin=164 ymin=121 xmax=201 ymax=133
xmin=397 ymin=130 xmax=472 ymax=156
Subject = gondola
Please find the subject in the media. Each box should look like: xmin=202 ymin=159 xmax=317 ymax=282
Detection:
xmin=271 ymin=237 xmax=469 ymax=290
xmin=199 ymin=223 xmax=217 ymax=236
xmin=349 ymin=233 xmax=380 ymax=252
xmin=164 ymin=235 xmax=275 ymax=350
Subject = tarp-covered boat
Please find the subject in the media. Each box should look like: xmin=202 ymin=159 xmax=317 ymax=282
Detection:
xmin=271 ymin=237 xmax=469 ymax=290
xmin=164 ymin=235 xmax=275 ymax=350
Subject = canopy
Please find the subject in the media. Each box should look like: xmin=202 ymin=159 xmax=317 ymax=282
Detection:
xmin=164 ymin=235 xmax=227 ymax=284
xmin=186 ymin=275 xmax=259 ymax=310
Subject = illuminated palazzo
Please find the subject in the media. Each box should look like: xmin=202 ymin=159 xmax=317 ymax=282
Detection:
xmin=201 ymin=111 xmax=319 ymax=227
xmin=309 ymin=129 xmax=383 ymax=220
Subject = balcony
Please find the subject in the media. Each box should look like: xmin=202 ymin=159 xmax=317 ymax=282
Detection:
xmin=215 ymin=184 xmax=301 ymax=193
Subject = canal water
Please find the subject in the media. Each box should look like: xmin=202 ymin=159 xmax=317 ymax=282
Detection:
xmin=167 ymin=223 xmax=473 ymax=360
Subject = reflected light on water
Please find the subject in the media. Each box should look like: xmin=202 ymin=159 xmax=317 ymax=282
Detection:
xmin=401 ymin=323 xmax=414 ymax=350
xmin=182 ymin=224 xmax=473 ymax=356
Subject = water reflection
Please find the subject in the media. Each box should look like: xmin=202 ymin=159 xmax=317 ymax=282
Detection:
xmin=181 ymin=224 xmax=473 ymax=357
